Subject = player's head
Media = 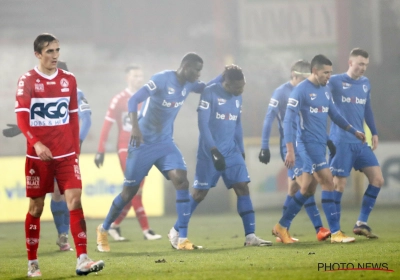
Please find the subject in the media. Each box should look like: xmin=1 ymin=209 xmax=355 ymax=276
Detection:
xmin=34 ymin=33 xmax=60 ymax=71
xmin=348 ymin=48 xmax=369 ymax=79
xmin=125 ymin=65 xmax=144 ymax=90
xmin=222 ymin=65 xmax=245 ymax=96
xmin=290 ymin=60 xmax=311 ymax=86
xmin=180 ymin=52 xmax=203 ymax=83
xmin=57 ymin=61 xmax=69 ymax=71
xmin=310 ymin=54 xmax=332 ymax=86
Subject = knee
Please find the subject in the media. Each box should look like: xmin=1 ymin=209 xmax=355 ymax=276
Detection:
xmin=29 ymin=203 xmax=44 ymax=217
xmin=175 ymin=177 xmax=189 ymax=190
xmin=192 ymin=191 xmax=206 ymax=203
xmin=234 ymin=184 xmax=250 ymax=196
xmin=68 ymin=195 xmax=82 ymax=210
xmin=370 ymin=176 xmax=384 ymax=188
xmin=121 ymin=186 xmax=140 ymax=202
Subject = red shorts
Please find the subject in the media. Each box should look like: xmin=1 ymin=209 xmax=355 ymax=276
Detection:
xmin=25 ymin=155 xmax=82 ymax=197
xmin=118 ymin=149 xmax=144 ymax=189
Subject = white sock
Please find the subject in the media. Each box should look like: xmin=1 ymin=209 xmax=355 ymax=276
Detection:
xmin=356 ymin=221 xmax=367 ymax=226
xmin=246 ymin=233 xmax=255 ymax=240
xmin=78 ymin=254 xmax=88 ymax=261
xmin=178 ymin=237 xmax=188 ymax=244
xmin=28 ymin=259 xmax=38 ymax=266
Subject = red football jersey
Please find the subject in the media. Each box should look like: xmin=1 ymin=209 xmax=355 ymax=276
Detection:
xmin=97 ymin=88 xmax=143 ymax=153
xmin=15 ymin=67 xmax=80 ymax=158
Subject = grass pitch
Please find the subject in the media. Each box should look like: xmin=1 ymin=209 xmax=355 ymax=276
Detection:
xmin=0 ymin=206 xmax=399 ymax=279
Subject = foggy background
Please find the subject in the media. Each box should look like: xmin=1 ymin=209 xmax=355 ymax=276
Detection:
xmin=1 ymin=0 xmax=399 ymax=215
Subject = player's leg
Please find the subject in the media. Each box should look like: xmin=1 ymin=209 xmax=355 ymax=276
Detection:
xmin=332 ymin=176 xmax=347 ymax=223
xmin=354 ymin=147 xmax=383 ymax=238
xmin=51 ymin=181 xmax=72 ymax=251
xmin=313 ymin=168 xmax=355 ymax=243
xmin=25 ymin=157 xmax=54 ymax=277
xmin=303 ymin=178 xmax=331 ymax=241
xmin=58 ymin=156 xmax=104 ymax=275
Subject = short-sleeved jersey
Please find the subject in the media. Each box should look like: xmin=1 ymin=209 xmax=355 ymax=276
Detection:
xmin=15 ymin=67 xmax=79 ymax=158
xmin=261 ymin=82 xmax=296 ymax=150
xmin=284 ymin=79 xmax=336 ymax=144
xmin=197 ymin=83 xmax=243 ymax=160
xmin=97 ymin=89 xmax=140 ymax=152
xmin=77 ymin=88 xmax=91 ymax=141
xmin=329 ymin=73 xmax=371 ymax=143
xmin=139 ymin=70 xmax=205 ymax=143
xmin=77 ymin=89 xmax=91 ymax=118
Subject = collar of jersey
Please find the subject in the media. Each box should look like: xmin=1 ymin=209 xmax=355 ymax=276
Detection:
xmin=34 ymin=66 xmax=59 ymax=80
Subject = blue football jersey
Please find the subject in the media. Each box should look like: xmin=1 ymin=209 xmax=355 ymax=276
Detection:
xmin=329 ymin=73 xmax=371 ymax=143
xmin=261 ymin=82 xmax=295 ymax=150
xmin=138 ymin=70 xmax=205 ymax=143
xmin=197 ymin=83 xmax=243 ymax=160
xmin=77 ymin=88 xmax=91 ymax=141
xmin=284 ymin=79 xmax=350 ymax=145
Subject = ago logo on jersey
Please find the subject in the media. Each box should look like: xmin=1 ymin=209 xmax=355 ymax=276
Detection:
xmin=30 ymin=97 xmax=70 ymax=126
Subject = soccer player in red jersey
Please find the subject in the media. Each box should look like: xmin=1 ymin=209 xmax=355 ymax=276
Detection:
xmin=15 ymin=33 xmax=104 ymax=277
xmin=94 ymin=66 xmax=161 ymax=241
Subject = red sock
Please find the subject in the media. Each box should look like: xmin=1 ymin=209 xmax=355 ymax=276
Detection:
xmin=69 ymin=208 xmax=87 ymax=257
xmin=25 ymin=213 xmax=40 ymax=260
xmin=132 ymin=194 xmax=149 ymax=231
xmin=113 ymin=202 xmax=131 ymax=226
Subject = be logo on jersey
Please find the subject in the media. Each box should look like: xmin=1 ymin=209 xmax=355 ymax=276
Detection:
xmin=60 ymin=78 xmax=70 ymax=92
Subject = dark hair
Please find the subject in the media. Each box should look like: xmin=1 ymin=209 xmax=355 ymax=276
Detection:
xmin=181 ymin=52 xmax=203 ymax=66
xmin=34 ymin=33 xmax=58 ymax=54
xmin=57 ymin=61 xmax=68 ymax=71
xmin=310 ymin=54 xmax=332 ymax=71
xmin=291 ymin=60 xmax=311 ymax=76
xmin=125 ymin=65 xmax=141 ymax=73
xmin=223 ymin=65 xmax=244 ymax=81
xmin=350 ymin=48 xmax=369 ymax=59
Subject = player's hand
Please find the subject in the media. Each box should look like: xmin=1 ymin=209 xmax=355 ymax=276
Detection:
xmin=211 ymin=148 xmax=226 ymax=171
xmin=259 ymin=149 xmax=271 ymax=164
xmin=327 ymin=140 xmax=336 ymax=158
xmin=284 ymin=151 xmax=295 ymax=169
xmin=2 ymin=124 xmax=22 ymax=137
xmin=355 ymin=131 xmax=366 ymax=143
xmin=33 ymin=141 xmax=53 ymax=161
xmin=94 ymin=152 xmax=104 ymax=168
xmin=371 ymin=135 xmax=379 ymax=150
xmin=130 ymin=126 xmax=143 ymax=147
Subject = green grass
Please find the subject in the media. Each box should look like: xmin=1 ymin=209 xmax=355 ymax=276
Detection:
xmin=1 ymin=206 xmax=399 ymax=279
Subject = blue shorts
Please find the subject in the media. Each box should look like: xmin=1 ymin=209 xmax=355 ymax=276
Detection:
xmin=297 ymin=142 xmax=329 ymax=174
xmin=282 ymin=146 xmax=303 ymax=179
xmin=193 ymin=153 xmax=250 ymax=190
xmin=329 ymin=142 xmax=379 ymax=177
xmin=124 ymin=140 xmax=186 ymax=187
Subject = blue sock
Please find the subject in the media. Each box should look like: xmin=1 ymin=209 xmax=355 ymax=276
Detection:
xmin=60 ymin=200 xmax=69 ymax=234
xmin=282 ymin=195 xmax=292 ymax=216
xmin=279 ymin=191 xmax=308 ymax=228
xmin=176 ymin=190 xmax=190 ymax=239
xmin=321 ymin=191 xmax=339 ymax=233
xmin=333 ymin=190 xmax=343 ymax=222
xmin=237 ymin=195 xmax=255 ymax=236
xmin=304 ymin=195 xmax=323 ymax=233
xmin=103 ymin=194 xmax=128 ymax=230
xmin=174 ymin=194 xmax=198 ymax=231
xmin=51 ymin=200 xmax=68 ymax=235
xmin=358 ymin=184 xmax=380 ymax=223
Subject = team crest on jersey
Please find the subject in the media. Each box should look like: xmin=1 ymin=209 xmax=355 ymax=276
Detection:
xmin=309 ymin=93 xmax=317 ymax=100
xmin=342 ymin=82 xmax=351 ymax=89
xmin=182 ymin=88 xmax=187 ymax=96
xmin=269 ymin=98 xmax=278 ymax=107
xmin=325 ymin=92 xmax=330 ymax=100
xmin=199 ymin=100 xmax=209 ymax=110
xmin=60 ymin=78 xmax=69 ymax=87
xmin=168 ymin=87 xmax=175 ymax=95
xmin=236 ymin=100 xmax=240 ymax=108
xmin=363 ymin=85 xmax=368 ymax=93
xmin=218 ymin=98 xmax=226 ymax=105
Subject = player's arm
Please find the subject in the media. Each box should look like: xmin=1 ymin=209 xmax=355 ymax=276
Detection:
xmin=283 ymin=91 xmax=301 ymax=169
xmin=77 ymin=90 xmax=92 ymax=149
xmin=328 ymin=98 xmax=365 ymax=142
xmin=128 ymin=78 xmax=158 ymax=147
xmin=15 ymin=75 xmax=53 ymax=160
xmin=364 ymin=93 xmax=378 ymax=150
xmin=235 ymin=109 xmax=245 ymax=159
xmin=259 ymin=96 xmax=279 ymax=164
xmin=69 ymin=81 xmax=80 ymax=156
